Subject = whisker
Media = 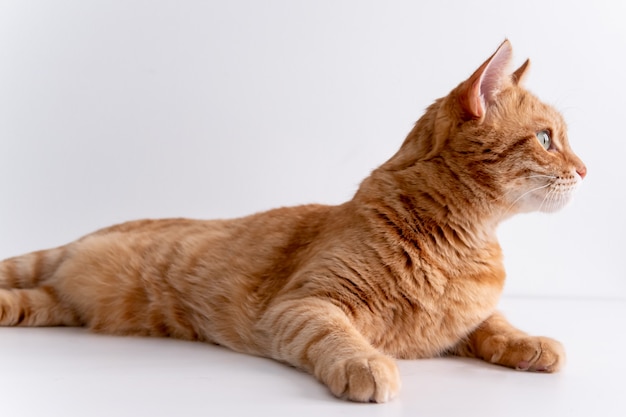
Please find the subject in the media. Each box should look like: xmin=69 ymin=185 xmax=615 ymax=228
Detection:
xmin=538 ymin=186 xmax=556 ymax=212
xmin=488 ymin=175 xmax=556 ymax=206
xmin=503 ymin=183 xmax=551 ymax=217
xmin=517 ymin=174 xmax=557 ymax=180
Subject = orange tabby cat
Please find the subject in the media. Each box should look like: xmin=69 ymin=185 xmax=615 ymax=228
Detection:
xmin=0 ymin=40 xmax=586 ymax=403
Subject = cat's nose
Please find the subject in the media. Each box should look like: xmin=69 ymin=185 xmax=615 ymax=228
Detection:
xmin=576 ymin=164 xmax=587 ymax=180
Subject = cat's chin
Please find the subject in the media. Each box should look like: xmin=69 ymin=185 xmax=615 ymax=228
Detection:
xmin=531 ymin=192 xmax=575 ymax=214
xmin=511 ymin=192 xmax=574 ymax=215
xmin=511 ymin=177 xmax=580 ymax=215
xmin=537 ymin=201 xmax=571 ymax=213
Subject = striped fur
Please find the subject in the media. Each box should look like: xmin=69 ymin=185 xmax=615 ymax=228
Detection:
xmin=0 ymin=41 xmax=585 ymax=402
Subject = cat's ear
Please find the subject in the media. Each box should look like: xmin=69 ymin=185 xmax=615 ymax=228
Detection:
xmin=458 ymin=40 xmax=513 ymax=120
xmin=512 ymin=59 xmax=530 ymax=85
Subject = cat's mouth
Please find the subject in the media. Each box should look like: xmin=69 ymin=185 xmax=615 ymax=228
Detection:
xmin=529 ymin=177 xmax=580 ymax=213
xmin=507 ymin=175 xmax=580 ymax=214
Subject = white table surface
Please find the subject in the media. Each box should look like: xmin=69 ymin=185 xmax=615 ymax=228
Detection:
xmin=1 ymin=297 xmax=623 ymax=417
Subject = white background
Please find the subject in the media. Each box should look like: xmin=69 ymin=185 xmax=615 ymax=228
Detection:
xmin=0 ymin=0 xmax=624 ymax=299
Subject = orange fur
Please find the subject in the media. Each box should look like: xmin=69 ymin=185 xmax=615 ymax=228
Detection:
xmin=0 ymin=40 xmax=585 ymax=402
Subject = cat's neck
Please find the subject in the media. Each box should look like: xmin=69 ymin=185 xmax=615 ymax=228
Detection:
xmin=353 ymin=159 xmax=501 ymax=248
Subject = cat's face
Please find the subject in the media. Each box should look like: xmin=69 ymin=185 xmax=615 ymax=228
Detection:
xmin=494 ymin=92 xmax=585 ymax=214
xmin=449 ymin=87 xmax=586 ymax=217
xmin=376 ymin=41 xmax=586 ymax=222
xmin=444 ymin=41 xmax=586 ymax=218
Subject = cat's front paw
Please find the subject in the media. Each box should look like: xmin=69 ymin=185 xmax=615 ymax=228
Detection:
xmin=484 ymin=335 xmax=565 ymax=372
xmin=322 ymin=354 xmax=401 ymax=403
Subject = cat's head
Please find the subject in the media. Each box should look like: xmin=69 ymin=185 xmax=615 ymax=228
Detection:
xmin=385 ymin=40 xmax=586 ymax=219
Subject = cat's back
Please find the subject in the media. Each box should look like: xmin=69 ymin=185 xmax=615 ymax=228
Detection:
xmin=53 ymin=204 xmax=335 ymax=350
xmin=77 ymin=203 xmax=332 ymax=258
xmin=63 ymin=204 xmax=335 ymax=289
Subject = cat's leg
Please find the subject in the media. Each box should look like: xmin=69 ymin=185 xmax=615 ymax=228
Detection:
xmin=451 ymin=311 xmax=565 ymax=372
xmin=258 ymin=297 xmax=400 ymax=403
xmin=0 ymin=287 xmax=81 ymax=326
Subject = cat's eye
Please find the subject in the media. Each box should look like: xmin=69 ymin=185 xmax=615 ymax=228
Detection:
xmin=536 ymin=130 xmax=551 ymax=150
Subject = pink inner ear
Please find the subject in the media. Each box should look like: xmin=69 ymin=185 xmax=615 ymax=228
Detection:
xmin=458 ymin=40 xmax=514 ymax=120
xmin=478 ymin=41 xmax=513 ymax=104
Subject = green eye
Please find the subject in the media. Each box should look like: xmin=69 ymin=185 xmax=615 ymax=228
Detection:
xmin=536 ymin=130 xmax=551 ymax=150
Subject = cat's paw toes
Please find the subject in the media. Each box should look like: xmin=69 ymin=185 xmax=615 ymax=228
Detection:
xmin=324 ymin=355 xmax=401 ymax=403
xmin=486 ymin=335 xmax=565 ymax=373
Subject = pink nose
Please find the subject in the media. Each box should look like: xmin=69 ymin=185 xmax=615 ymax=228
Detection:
xmin=576 ymin=164 xmax=587 ymax=180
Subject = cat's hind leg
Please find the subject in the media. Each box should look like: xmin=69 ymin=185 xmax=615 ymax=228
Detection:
xmin=451 ymin=311 xmax=565 ymax=372
xmin=258 ymin=297 xmax=400 ymax=403
xmin=0 ymin=287 xmax=81 ymax=326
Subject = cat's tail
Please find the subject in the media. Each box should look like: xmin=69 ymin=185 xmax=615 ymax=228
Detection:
xmin=0 ymin=246 xmax=81 ymax=326
xmin=0 ymin=246 xmax=68 ymax=289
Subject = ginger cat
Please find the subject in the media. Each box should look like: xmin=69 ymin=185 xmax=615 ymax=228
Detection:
xmin=0 ymin=40 xmax=586 ymax=402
